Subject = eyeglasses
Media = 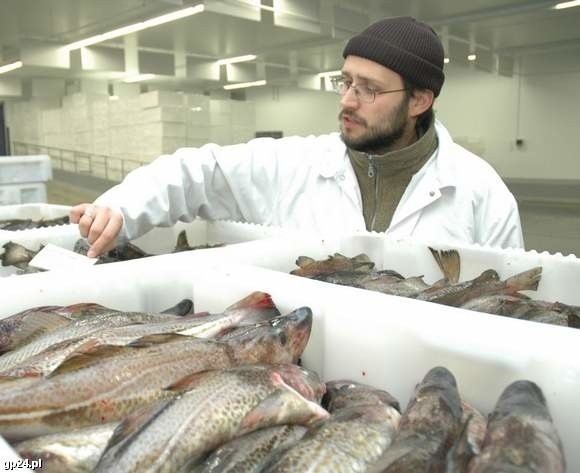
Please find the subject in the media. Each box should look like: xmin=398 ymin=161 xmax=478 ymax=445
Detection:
xmin=331 ymin=77 xmax=407 ymax=104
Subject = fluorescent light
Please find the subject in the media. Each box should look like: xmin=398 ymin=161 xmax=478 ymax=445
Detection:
xmin=108 ymin=95 xmax=120 ymax=101
xmin=553 ymin=0 xmax=580 ymax=9
xmin=224 ymin=80 xmax=266 ymax=90
xmin=190 ymin=106 xmax=203 ymax=112
xmin=216 ymin=55 xmax=257 ymax=66
xmin=467 ymin=54 xmax=477 ymax=61
xmin=444 ymin=57 xmax=450 ymax=64
xmin=316 ymin=70 xmax=342 ymax=78
xmin=63 ymin=4 xmax=205 ymax=51
xmin=122 ymin=73 xmax=155 ymax=83
xmin=0 ymin=61 xmax=23 ymax=74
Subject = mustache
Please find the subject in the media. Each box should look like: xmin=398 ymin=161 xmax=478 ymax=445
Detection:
xmin=338 ymin=110 xmax=366 ymax=126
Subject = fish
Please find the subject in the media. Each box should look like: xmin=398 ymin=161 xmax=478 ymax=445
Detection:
xmin=0 ymin=302 xmax=190 ymax=372
xmin=0 ymin=292 xmax=277 ymax=378
xmin=322 ymin=379 xmax=400 ymax=412
xmin=263 ymin=380 xmax=401 ymax=472
xmin=291 ymin=253 xmax=375 ymax=278
xmin=173 ymin=230 xmax=224 ymax=252
xmin=416 ymin=267 xmax=542 ymax=307
xmin=446 ymin=401 xmax=487 ymax=473
xmin=15 ymin=423 xmax=117 ymax=473
xmin=93 ymin=363 xmax=328 ymax=473
xmin=191 ymin=425 xmax=308 ymax=473
xmin=467 ymin=380 xmax=565 ymax=473
xmin=367 ymin=366 xmax=464 ymax=473
xmin=0 ymin=306 xmax=312 ymax=440
xmin=0 ymin=241 xmax=42 ymax=270
xmin=0 ymin=216 xmax=70 ymax=231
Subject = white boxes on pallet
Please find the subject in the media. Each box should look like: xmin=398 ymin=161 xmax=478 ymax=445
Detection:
xmin=140 ymin=107 xmax=187 ymax=124
xmin=0 ymin=182 xmax=47 ymax=205
xmin=0 ymin=155 xmax=52 ymax=184
xmin=140 ymin=90 xmax=184 ymax=109
xmin=0 ymin=254 xmax=579 ymax=469
xmin=0 ymin=203 xmax=70 ymax=222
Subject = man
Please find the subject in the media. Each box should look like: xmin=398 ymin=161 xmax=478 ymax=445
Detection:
xmin=71 ymin=16 xmax=524 ymax=257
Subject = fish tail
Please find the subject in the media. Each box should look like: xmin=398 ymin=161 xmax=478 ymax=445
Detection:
xmin=504 ymin=267 xmax=542 ymax=293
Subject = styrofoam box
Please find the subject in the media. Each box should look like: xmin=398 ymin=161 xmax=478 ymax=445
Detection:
xmin=0 ymin=183 xmax=47 ymax=206
xmin=0 ymin=257 xmax=579 ymax=469
xmin=140 ymin=90 xmax=184 ymax=109
xmin=0 ymin=203 xmax=70 ymax=223
xmin=0 ymin=155 xmax=52 ymax=184
xmin=0 ymin=219 xmax=283 ymax=277
xmin=141 ymin=107 xmax=187 ymax=124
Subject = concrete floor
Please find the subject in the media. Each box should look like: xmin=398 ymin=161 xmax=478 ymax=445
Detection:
xmin=46 ymin=177 xmax=580 ymax=257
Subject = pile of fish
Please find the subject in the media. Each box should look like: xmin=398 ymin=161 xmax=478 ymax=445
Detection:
xmin=0 ymin=230 xmax=224 ymax=274
xmin=0 ymin=216 xmax=70 ymax=231
xmin=0 ymin=292 xmax=326 ymax=472
xmin=291 ymin=250 xmax=580 ymax=329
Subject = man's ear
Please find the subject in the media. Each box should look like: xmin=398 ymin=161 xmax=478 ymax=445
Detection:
xmin=409 ymin=89 xmax=435 ymax=118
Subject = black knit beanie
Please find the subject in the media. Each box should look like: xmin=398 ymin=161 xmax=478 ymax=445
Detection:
xmin=343 ymin=16 xmax=445 ymax=96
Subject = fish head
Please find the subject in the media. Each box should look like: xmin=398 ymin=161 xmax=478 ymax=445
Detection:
xmin=227 ymin=307 xmax=312 ymax=365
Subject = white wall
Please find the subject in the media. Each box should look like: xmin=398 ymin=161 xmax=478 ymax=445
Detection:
xmin=248 ymin=58 xmax=580 ymax=180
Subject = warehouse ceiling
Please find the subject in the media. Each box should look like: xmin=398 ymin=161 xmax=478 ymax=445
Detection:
xmin=0 ymin=0 xmax=579 ymax=97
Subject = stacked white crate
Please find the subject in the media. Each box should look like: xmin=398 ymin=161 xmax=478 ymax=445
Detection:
xmin=0 ymin=155 xmax=52 ymax=204
xmin=185 ymin=94 xmax=211 ymax=149
xmin=231 ymin=100 xmax=256 ymax=143
xmin=139 ymin=90 xmax=188 ymax=163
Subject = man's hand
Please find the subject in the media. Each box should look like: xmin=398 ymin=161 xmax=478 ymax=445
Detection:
xmin=70 ymin=204 xmax=123 ymax=258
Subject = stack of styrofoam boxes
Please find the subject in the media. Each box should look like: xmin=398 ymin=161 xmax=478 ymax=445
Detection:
xmin=208 ymin=99 xmax=232 ymax=145
xmin=139 ymin=90 xmax=188 ymax=163
xmin=185 ymin=94 xmax=211 ymax=149
xmin=0 ymin=155 xmax=52 ymax=205
xmin=5 ymin=102 xmax=42 ymax=148
xmin=231 ymin=100 xmax=256 ymax=144
xmin=90 ymin=96 xmax=111 ymax=179
xmin=109 ymin=95 xmax=143 ymax=180
xmin=40 ymin=108 xmax=63 ymax=151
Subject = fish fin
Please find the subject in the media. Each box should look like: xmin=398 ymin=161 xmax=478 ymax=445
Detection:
xmin=429 ymin=247 xmax=461 ymax=284
xmin=174 ymin=230 xmax=191 ymax=251
xmin=106 ymin=399 xmax=174 ymax=451
xmin=295 ymin=256 xmax=315 ymax=268
xmin=161 ymin=299 xmax=194 ymax=316
xmin=239 ymin=373 xmax=329 ymax=434
xmin=352 ymin=253 xmax=372 ymax=263
xmin=225 ymin=291 xmax=275 ymax=311
xmin=504 ymin=267 xmax=542 ymax=293
xmin=47 ymin=344 xmax=131 ymax=377
xmin=127 ymin=333 xmax=191 ymax=347
xmin=165 ymin=370 xmax=213 ymax=392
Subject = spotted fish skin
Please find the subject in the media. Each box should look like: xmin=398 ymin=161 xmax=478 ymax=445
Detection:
xmin=93 ymin=364 xmax=328 ymax=473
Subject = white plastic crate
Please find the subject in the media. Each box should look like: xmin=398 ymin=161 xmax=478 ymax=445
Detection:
xmin=0 ymin=155 xmax=52 ymax=184
xmin=0 ymin=182 xmax=47 ymax=205
xmin=0 ymin=260 xmax=579 ymax=470
xmin=0 ymin=219 xmax=283 ymax=277
xmin=0 ymin=203 xmax=70 ymax=222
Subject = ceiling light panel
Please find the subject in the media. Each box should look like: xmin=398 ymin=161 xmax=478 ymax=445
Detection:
xmin=64 ymin=4 xmax=205 ymax=51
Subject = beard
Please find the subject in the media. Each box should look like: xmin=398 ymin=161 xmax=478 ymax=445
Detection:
xmin=339 ymin=95 xmax=410 ymax=155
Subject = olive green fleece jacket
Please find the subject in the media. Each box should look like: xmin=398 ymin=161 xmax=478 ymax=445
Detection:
xmin=348 ymin=118 xmax=438 ymax=232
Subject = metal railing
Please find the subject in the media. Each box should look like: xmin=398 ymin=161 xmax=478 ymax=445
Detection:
xmin=11 ymin=141 xmax=144 ymax=182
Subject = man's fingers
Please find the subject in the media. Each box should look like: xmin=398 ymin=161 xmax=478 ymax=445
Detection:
xmin=87 ymin=212 xmax=123 ymax=258
xmin=78 ymin=205 xmax=99 ymax=239
xmin=70 ymin=203 xmax=91 ymax=224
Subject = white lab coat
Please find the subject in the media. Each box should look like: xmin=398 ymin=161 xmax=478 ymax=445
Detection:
xmin=96 ymin=120 xmax=524 ymax=249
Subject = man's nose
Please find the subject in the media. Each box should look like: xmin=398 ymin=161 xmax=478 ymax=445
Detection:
xmin=339 ymin=86 xmax=359 ymax=109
